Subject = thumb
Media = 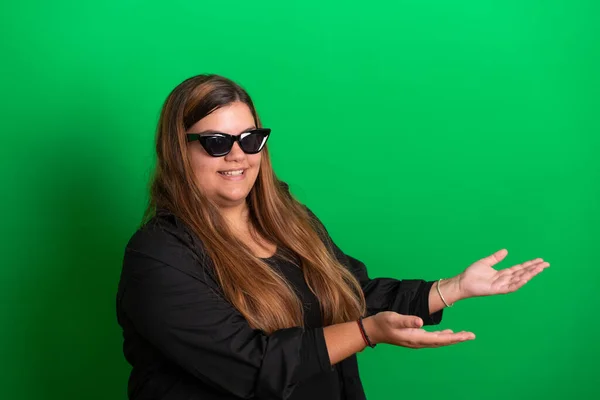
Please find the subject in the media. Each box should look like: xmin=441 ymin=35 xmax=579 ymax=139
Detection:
xmin=395 ymin=315 xmax=423 ymax=329
xmin=480 ymin=248 xmax=508 ymax=267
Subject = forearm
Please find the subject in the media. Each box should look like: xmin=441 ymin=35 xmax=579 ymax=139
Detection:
xmin=323 ymin=277 xmax=468 ymax=364
xmin=428 ymin=275 xmax=465 ymax=314
xmin=323 ymin=317 xmax=376 ymax=365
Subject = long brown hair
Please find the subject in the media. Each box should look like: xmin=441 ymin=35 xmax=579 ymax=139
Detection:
xmin=143 ymin=74 xmax=366 ymax=334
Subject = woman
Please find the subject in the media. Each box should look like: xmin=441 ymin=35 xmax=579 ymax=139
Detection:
xmin=116 ymin=74 xmax=549 ymax=400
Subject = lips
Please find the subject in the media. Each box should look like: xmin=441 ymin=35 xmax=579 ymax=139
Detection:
xmin=218 ymin=169 xmax=245 ymax=176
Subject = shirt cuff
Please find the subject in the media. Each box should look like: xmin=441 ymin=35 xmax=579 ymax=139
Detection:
xmin=298 ymin=327 xmax=334 ymax=382
xmin=421 ymin=281 xmax=444 ymax=326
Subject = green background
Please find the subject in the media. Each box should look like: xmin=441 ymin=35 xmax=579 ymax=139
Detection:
xmin=1 ymin=1 xmax=598 ymax=399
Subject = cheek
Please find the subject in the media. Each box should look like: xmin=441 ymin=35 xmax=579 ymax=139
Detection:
xmin=248 ymin=154 xmax=262 ymax=172
xmin=190 ymin=152 xmax=219 ymax=183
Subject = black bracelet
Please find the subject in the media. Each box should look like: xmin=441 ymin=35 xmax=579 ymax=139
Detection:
xmin=358 ymin=317 xmax=376 ymax=348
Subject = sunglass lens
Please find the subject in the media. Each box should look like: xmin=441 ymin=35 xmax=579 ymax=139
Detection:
xmin=240 ymin=131 xmax=269 ymax=154
xmin=203 ymin=136 xmax=232 ymax=156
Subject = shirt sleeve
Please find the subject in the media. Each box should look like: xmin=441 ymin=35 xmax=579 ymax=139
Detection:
xmin=119 ymin=228 xmax=333 ymax=400
xmin=306 ymin=207 xmax=443 ymax=325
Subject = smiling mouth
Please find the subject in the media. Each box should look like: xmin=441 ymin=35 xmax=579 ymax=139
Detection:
xmin=218 ymin=169 xmax=245 ymax=176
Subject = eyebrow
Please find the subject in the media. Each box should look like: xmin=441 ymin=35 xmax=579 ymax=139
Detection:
xmin=193 ymin=126 xmax=256 ymax=135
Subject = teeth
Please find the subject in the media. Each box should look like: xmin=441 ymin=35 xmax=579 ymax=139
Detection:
xmin=220 ymin=170 xmax=244 ymax=176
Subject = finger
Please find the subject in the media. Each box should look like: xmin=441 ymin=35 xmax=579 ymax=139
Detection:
xmin=499 ymin=259 xmax=549 ymax=277
xmin=433 ymin=331 xmax=476 ymax=347
xmin=430 ymin=329 xmax=454 ymax=334
xmin=434 ymin=330 xmax=475 ymax=340
xmin=495 ymin=265 xmax=547 ymax=290
xmin=421 ymin=335 xmax=474 ymax=348
xmin=510 ymin=262 xmax=549 ymax=283
xmin=479 ymin=249 xmax=508 ymax=267
xmin=403 ymin=329 xmax=475 ymax=348
xmin=503 ymin=268 xmax=546 ymax=292
xmin=513 ymin=262 xmax=549 ymax=280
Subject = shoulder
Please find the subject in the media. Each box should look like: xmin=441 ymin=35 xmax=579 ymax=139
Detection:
xmin=122 ymin=210 xmax=213 ymax=282
xmin=127 ymin=212 xmax=191 ymax=256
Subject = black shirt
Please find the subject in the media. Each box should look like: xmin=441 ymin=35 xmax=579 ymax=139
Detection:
xmin=116 ymin=206 xmax=443 ymax=400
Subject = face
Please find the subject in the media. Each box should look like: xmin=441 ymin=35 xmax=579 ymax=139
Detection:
xmin=187 ymin=101 xmax=263 ymax=209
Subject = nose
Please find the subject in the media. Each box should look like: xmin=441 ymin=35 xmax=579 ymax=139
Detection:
xmin=224 ymin=140 xmax=246 ymax=162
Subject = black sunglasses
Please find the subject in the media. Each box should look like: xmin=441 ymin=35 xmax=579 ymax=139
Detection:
xmin=186 ymin=128 xmax=271 ymax=157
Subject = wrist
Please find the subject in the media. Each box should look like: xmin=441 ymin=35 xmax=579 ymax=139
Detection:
xmin=438 ymin=276 xmax=465 ymax=305
xmin=361 ymin=316 xmax=380 ymax=346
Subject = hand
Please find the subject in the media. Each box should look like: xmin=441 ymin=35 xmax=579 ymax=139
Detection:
xmin=458 ymin=249 xmax=550 ymax=298
xmin=364 ymin=312 xmax=475 ymax=349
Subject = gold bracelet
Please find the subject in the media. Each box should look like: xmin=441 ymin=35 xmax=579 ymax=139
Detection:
xmin=436 ymin=279 xmax=454 ymax=308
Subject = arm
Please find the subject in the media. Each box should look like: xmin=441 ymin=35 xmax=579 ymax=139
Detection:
xmin=333 ymin=232 xmax=548 ymax=317
xmin=344 ymin=253 xmax=446 ymax=323
xmin=429 ymin=248 xmax=549 ymax=307
xmin=342 ymin=242 xmax=548 ymax=316
xmin=428 ymin=276 xmax=463 ymax=313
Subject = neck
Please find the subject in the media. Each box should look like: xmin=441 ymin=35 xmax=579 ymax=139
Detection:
xmin=219 ymin=201 xmax=250 ymax=233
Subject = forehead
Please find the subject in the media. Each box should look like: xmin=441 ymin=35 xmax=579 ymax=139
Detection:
xmin=188 ymin=101 xmax=255 ymax=133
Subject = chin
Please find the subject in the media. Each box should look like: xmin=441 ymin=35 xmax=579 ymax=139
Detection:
xmin=218 ymin=188 xmax=251 ymax=205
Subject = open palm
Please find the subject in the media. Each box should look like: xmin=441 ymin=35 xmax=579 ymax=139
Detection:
xmin=459 ymin=249 xmax=550 ymax=298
